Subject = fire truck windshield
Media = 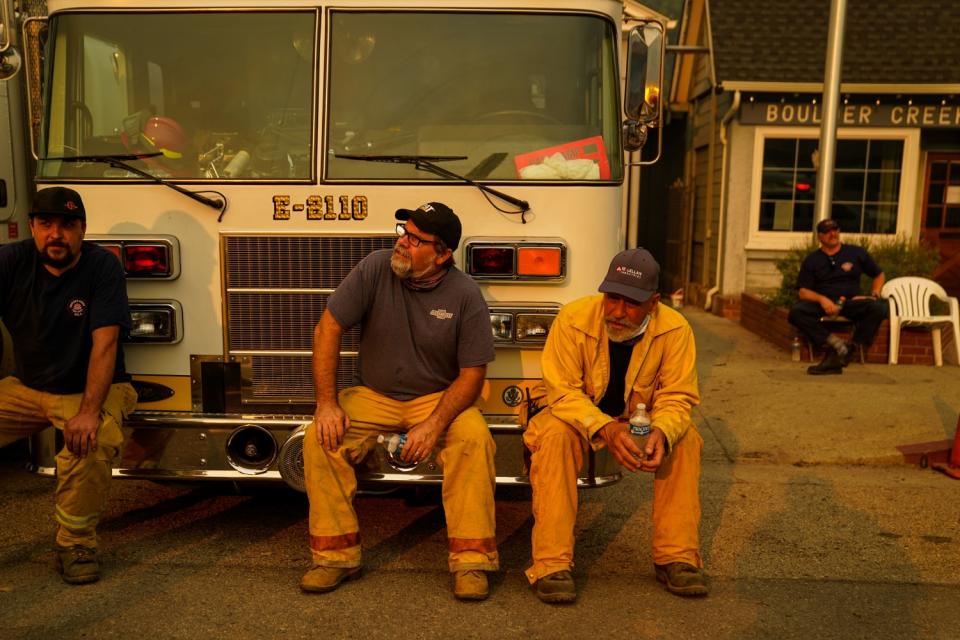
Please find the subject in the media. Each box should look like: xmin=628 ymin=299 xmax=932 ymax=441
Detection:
xmin=36 ymin=9 xmax=620 ymax=184
xmin=38 ymin=11 xmax=316 ymax=181
xmin=326 ymin=11 xmax=622 ymax=182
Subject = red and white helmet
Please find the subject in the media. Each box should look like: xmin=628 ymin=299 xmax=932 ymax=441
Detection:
xmin=139 ymin=116 xmax=187 ymax=159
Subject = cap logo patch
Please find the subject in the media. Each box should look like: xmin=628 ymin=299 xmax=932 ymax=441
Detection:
xmin=64 ymin=201 xmax=78 ymax=211
xmin=419 ymin=203 xmax=435 ymax=213
xmin=615 ymin=266 xmax=644 ymax=279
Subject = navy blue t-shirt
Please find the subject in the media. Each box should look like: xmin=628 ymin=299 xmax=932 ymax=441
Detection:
xmin=796 ymin=244 xmax=882 ymax=301
xmin=0 ymin=239 xmax=131 ymax=394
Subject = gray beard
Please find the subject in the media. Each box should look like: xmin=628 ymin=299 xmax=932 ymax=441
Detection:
xmin=390 ymin=252 xmax=412 ymax=279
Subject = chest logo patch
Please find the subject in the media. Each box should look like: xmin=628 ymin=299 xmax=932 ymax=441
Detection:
xmin=430 ymin=308 xmax=453 ymax=320
xmin=840 ymin=262 xmax=853 ymax=272
xmin=68 ymin=299 xmax=87 ymax=317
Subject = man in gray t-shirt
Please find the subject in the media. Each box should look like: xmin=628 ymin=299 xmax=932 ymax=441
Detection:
xmin=301 ymin=202 xmax=498 ymax=601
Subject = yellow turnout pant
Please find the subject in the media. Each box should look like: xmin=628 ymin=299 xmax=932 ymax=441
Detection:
xmin=523 ymin=407 xmax=703 ymax=583
xmin=304 ymin=385 xmax=499 ymax=572
xmin=0 ymin=377 xmax=137 ymax=548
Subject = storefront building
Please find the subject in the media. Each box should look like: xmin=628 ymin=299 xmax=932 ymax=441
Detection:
xmin=663 ymin=0 xmax=960 ymax=311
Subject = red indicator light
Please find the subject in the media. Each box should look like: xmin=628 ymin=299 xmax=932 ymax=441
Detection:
xmin=101 ymin=244 xmax=123 ymax=262
xmin=795 ymin=182 xmax=811 ymax=191
xmin=469 ymin=247 xmax=515 ymax=276
xmin=124 ymin=244 xmax=170 ymax=276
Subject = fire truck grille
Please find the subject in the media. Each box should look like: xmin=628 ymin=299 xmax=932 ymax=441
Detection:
xmin=223 ymin=235 xmax=395 ymax=402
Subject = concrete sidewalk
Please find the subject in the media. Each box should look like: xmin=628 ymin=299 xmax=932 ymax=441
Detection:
xmin=684 ymin=307 xmax=960 ymax=467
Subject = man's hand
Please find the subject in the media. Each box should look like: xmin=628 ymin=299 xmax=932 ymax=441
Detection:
xmin=598 ymin=420 xmax=645 ymax=472
xmin=599 ymin=420 xmax=667 ymax=473
xmin=401 ymin=417 xmax=445 ymax=464
xmin=820 ymin=298 xmax=841 ymax=316
xmin=64 ymin=411 xmax=100 ymax=457
xmin=314 ymin=400 xmax=350 ymax=451
xmin=638 ymin=427 xmax=667 ymax=473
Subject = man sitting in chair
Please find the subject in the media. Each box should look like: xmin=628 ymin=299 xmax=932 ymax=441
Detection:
xmin=788 ymin=219 xmax=887 ymax=375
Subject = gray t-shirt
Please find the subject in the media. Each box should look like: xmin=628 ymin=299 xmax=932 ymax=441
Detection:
xmin=327 ymin=249 xmax=495 ymax=400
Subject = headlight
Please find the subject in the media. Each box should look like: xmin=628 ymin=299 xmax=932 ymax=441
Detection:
xmin=487 ymin=304 xmax=559 ymax=347
xmin=126 ymin=301 xmax=183 ymax=344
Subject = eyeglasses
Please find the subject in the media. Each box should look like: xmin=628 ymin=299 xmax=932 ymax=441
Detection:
xmin=395 ymin=223 xmax=439 ymax=248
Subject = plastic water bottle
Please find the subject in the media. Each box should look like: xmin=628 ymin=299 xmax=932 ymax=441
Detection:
xmin=377 ymin=433 xmax=407 ymax=455
xmin=791 ymin=337 xmax=802 ymax=362
xmin=377 ymin=433 xmax=417 ymax=471
xmin=628 ymin=403 xmax=652 ymax=462
xmin=628 ymin=403 xmax=652 ymax=437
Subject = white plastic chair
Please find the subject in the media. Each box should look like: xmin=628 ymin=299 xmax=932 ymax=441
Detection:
xmin=881 ymin=277 xmax=960 ymax=366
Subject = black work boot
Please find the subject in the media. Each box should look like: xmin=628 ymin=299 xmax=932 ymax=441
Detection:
xmin=807 ymin=348 xmax=844 ymax=375
xmin=841 ymin=341 xmax=859 ymax=367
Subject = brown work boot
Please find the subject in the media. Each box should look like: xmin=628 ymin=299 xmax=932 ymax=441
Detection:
xmin=534 ymin=570 xmax=576 ymax=604
xmin=655 ymin=562 xmax=708 ymax=597
xmin=453 ymin=570 xmax=488 ymax=601
xmin=55 ymin=545 xmax=100 ymax=585
xmin=299 ymin=565 xmax=360 ymax=593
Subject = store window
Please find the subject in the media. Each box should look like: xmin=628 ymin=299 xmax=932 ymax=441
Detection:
xmin=759 ymin=137 xmax=903 ymax=233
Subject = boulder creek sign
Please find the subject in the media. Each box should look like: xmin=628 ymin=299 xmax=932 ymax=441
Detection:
xmin=741 ymin=101 xmax=960 ymax=128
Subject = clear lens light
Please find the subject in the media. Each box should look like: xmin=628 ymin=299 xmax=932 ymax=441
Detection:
xmin=516 ymin=314 xmax=556 ymax=341
xmin=490 ymin=313 xmax=513 ymax=341
xmin=130 ymin=310 xmax=173 ymax=340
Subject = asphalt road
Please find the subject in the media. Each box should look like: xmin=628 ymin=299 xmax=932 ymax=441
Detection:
xmin=1 ymin=439 xmax=958 ymax=640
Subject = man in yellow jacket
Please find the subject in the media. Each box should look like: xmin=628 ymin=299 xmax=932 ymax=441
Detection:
xmin=525 ymin=248 xmax=706 ymax=603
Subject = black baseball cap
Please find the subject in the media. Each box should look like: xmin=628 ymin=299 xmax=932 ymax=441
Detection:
xmin=816 ymin=219 xmax=840 ymax=233
xmin=395 ymin=202 xmax=462 ymax=250
xmin=30 ymin=187 xmax=86 ymax=221
xmin=598 ymin=248 xmax=660 ymax=303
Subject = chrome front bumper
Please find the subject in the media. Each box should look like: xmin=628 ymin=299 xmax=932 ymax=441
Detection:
xmin=29 ymin=411 xmax=622 ymax=490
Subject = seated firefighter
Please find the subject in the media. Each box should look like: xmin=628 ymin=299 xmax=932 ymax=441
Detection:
xmin=788 ymin=218 xmax=887 ymax=375
xmin=301 ymin=202 xmax=498 ymax=600
xmin=0 ymin=187 xmax=137 ymax=585
xmin=523 ymin=248 xmax=707 ymax=603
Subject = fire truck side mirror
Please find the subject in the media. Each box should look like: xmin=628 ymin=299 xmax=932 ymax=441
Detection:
xmin=623 ymin=20 xmax=665 ymax=153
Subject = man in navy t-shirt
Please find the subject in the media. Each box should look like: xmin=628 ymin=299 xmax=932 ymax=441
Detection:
xmin=0 ymin=187 xmax=136 ymax=584
xmin=788 ymin=218 xmax=887 ymax=374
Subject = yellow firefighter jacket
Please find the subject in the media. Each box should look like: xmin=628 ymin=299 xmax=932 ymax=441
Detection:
xmin=539 ymin=294 xmax=700 ymax=451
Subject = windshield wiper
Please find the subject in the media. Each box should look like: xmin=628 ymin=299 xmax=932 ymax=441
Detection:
xmin=335 ymin=153 xmax=530 ymax=221
xmin=43 ymin=153 xmax=228 ymax=221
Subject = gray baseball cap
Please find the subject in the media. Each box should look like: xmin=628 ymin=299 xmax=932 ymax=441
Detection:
xmin=598 ymin=248 xmax=660 ymax=303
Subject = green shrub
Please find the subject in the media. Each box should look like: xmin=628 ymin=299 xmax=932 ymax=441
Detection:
xmin=765 ymin=235 xmax=940 ymax=309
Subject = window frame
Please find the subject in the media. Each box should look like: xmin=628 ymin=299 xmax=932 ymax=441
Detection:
xmin=745 ymin=126 xmax=920 ymax=251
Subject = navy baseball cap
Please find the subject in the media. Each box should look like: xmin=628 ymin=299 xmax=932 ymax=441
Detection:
xmin=816 ymin=219 xmax=840 ymax=233
xmin=395 ymin=202 xmax=462 ymax=250
xmin=30 ymin=187 xmax=86 ymax=221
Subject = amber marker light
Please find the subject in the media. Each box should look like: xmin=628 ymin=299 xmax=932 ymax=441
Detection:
xmin=517 ymin=246 xmax=562 ymax=277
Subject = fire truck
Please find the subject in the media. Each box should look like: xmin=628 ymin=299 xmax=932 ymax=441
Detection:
xmin=0 ymin=0 xmax=665 ymax=490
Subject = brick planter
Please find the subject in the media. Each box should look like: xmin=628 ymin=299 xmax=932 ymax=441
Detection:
xmin=739 ymin=293 xmax=952 ymax=365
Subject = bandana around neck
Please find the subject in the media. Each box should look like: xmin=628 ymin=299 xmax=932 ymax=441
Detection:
xmin=402 ymin=265 xmax=450 ymax=291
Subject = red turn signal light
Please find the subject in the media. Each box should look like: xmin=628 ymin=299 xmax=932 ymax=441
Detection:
xmin=124 ymin=244 xmax=170 ymax=277
xmin=91 ymin=238 xmax=177 ymax=279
